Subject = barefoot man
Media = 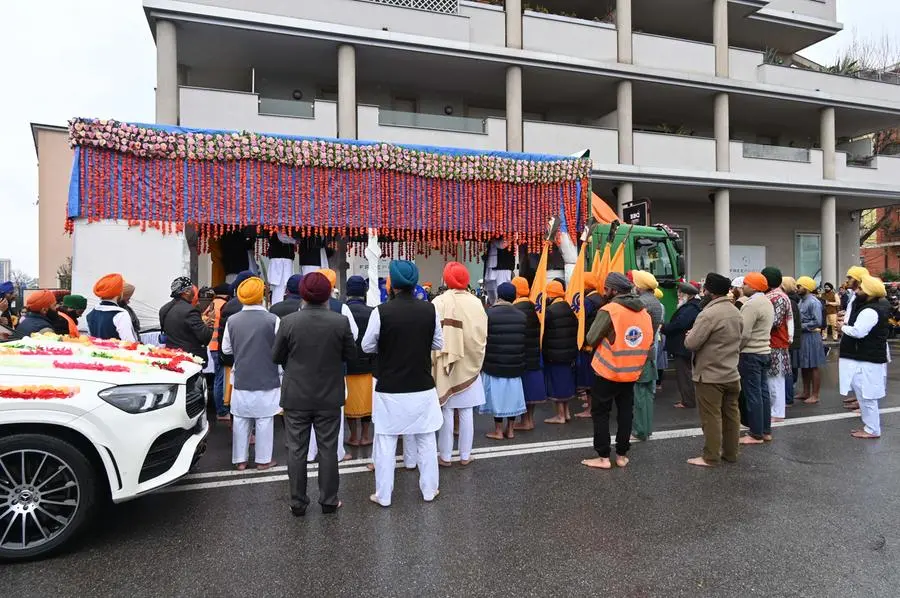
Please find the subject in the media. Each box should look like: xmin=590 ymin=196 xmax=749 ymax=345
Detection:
xmin=511 ymin=277 xmax=544 ymax=430
xmin=684 ymin=273 xmax=744 ymax=467
xmin=840 ymin=276 xmax=890 ymax=440
xmin=581 ymin=272 xmax=652 ymax=470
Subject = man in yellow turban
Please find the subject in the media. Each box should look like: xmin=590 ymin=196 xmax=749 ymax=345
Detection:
xmin=86 ymin=273 xmax=137 ymax=341
xmin=221 ymin=276 xmax=280 ymax=470
xmin=839 ymin=275 xmax=889 ymax=439
xmin=631 ymin=271 xmax=663 ymax=442
xmin=795 ymin=275 xmax=826 ymax=405
xmin=843 ymin=265 xmax=869 ymax=317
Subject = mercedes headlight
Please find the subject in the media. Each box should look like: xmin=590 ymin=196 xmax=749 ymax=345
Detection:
xmin=98 ymin=384 xmax=179 ymax=414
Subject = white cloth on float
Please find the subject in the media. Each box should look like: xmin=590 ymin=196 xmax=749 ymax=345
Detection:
xmin=268 ymin=257 xmax=294 ymax=305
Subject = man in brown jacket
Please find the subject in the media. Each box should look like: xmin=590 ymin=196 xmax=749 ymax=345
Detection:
xmin=684 ymin=273 xmax=744 ymax=467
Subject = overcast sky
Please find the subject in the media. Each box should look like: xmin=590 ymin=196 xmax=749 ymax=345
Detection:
xmin=1 ymin=0 xmax=897 ymax=278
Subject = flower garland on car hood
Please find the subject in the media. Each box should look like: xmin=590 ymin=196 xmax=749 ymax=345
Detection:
xmin=66 ymin=118 xmax=591 ymax=252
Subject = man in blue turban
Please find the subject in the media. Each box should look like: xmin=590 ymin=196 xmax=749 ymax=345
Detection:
xmin=362 ymin=260 xmax=445 ymax=507
xmin=270 ymin=273 xmax=304 ymax=319
xmin=0 ymin=281 xmax=15 ymax=328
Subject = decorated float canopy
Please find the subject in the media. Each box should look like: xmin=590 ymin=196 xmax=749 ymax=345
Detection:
xmin=66 ymin=118 xmax=591 ymax=253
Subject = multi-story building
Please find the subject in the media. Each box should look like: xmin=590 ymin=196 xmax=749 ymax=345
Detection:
xmin=0 ymin=258 xmax=11 ymax=283
xmin=31 ymin=123 xmax=75 ymax=288
xmin=138 ymin=0 xmax=900 ymax=285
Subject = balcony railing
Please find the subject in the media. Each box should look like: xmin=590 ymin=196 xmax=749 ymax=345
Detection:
xmin=742 ymin=143 xmax=811 ymax=163
xmin=258 ymin=98 xmax=315 ymax=119
xmin=378 ymin=109 xmax=487 ymax=134
xmin=361 ymin=0 xmax=459 ymax=15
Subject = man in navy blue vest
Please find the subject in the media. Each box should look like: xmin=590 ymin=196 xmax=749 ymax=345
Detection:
xmin=86 ymin=273 xmax=137 ymax=341
xmin=362 ymin=260 xmax=444 ymax=507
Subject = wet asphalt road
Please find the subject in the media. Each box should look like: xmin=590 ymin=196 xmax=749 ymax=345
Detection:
xmin=3 ymin=357 xmax=900 ymax=597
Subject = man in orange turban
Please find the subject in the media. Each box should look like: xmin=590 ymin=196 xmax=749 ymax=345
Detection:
xmin=15 ymin=290 xmax=58 ymax=336
xmin=738 ymin=272 xmax=775 ymax=445
xmin=86 ymin=274 xmax=137 ymax=341
xmin=510 ymin=276 xmax=545 ymax=430
xmin=575 ymin=272 xmax=607 ymax=419
xmin=543 ymin=278 xmax=578 ymax=424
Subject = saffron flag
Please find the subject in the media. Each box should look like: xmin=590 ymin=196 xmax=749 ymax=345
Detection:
xmin=591 ymin=192 xmax=619 ymax=225
xmin=566 ymin=241 xmax=588 ymax=348
xmin=530 ymin=241 xmax=550 ymax=344
xmin=595 ymin=244 xmax=612 ymax=290
xmin=609 ymin=230 xmax=629 ymax=275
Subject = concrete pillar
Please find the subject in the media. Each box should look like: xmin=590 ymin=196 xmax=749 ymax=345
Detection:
xmin=713 ymin=0 xmax=729 ymax=77
xmin=506 ymin=65 xmax=523 ymax=152
xmin=617 ymin=182 xmax=633 ymax=220
xmin=505 ymin=0 xmax=522 ymax=49
xmin=617 ymin=80 xmax=633 ymax=165
xmin=714 ymin=92 xmax=730 ymax=171
xmin=714 ymin=189 xmax=730 ymax=275
xmin=337 ymin=44 xmax=357 ymax=139
xmin=616 ymin=0 xmax=633 ymax=64
xmin=820 ymin=107 xmax=836 ymax=180
xmin=821 ymin=195 xmax=837 ymax=286
xmin=155 ymin=20 xmax=178 ymax=125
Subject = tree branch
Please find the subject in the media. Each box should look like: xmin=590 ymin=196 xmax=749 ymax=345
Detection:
xmin=860 ymin=208 xmax=895 ymax=244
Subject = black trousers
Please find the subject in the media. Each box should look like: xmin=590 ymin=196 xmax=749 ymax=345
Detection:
xmin=283 ymin=408 xmax=341 ymax=512
xmin=591 ymin=376 xmax=635 ymax=458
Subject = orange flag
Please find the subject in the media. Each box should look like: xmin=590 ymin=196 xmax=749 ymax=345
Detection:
xmin=590 ymin=249 xmax=601 ymax=278
xmin=566 ymin=241 xmax=587 ymax=348
xmin=608 ymin=227 xmax=631 ymax=275
xmin=595 ymin=243 xmax=612 ymax=290
xmin=530 ymin=241 xmax=550 ymax=344
xmin=591 ymin=192 xmax=619 ymax=225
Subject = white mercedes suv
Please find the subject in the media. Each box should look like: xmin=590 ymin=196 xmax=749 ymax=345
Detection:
xmin=0 ymin=337 xmax=209 ymax=561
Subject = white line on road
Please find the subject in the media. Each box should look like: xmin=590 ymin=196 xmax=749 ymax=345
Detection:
xmin=162 ymin=407 xmax=900 ymax=494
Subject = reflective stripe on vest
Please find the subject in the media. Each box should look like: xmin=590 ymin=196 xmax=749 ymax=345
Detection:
xmin=591 ymin=302 xmax=653 ymax=383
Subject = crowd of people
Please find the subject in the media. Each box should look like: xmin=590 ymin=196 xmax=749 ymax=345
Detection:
xmin=1 ymin=253 xmax=891 ymax=513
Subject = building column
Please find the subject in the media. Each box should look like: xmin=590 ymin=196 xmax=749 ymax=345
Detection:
xmin=821 ymin=196 xmax=837 ymax=286
xmin=505 ymin=0 xmax=522 ymax=49
xmin=714 ymin=92 xmax=730 ymax=171
xmin=820 ymin=106 xmax=836 ymax=180
xmin=616 ymin=0 xmax=632 ymax=64
xmin=506 ymin=65 xmax=523 ymax=152
xmin=617 ymin=182 xmax=633 ymax=220
xmin=617 ymin=81 xmax=633 ymax=166
xmin=155 ymin=20 xmax=178 ymax=125
xmin=715 ymin=189 xmax=730 ymax=275
xmin=337 ymin=44 xmax=357 ymax=139
xmin=713 ymin=0 xmax=729 ymax=77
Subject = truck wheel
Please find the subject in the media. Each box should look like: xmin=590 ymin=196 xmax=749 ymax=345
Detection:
xmin=0 ymin=434 xmax=98 ymax=561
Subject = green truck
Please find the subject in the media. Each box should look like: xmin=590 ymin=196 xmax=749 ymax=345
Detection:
xmin=589 ymin=223 xmax=687 ymax=319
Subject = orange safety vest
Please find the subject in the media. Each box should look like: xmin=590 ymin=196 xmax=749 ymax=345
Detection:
xmin=207 ymin=297 xmax=226 ymax=352
xmin=59 ymin=312 xmax=79 ymax=338
xmin=591 ymin=302 xmax=653 ymax=383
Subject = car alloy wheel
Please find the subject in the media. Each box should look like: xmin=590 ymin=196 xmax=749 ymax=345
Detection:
xmin=0 ymin=450 xmax=80 ymax=553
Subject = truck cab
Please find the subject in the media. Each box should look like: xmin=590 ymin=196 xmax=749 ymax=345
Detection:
xmin=590 ymin=224 xmax=686 ymax=319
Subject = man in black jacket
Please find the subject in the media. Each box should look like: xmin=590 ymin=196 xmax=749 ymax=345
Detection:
xmin=270 ymin=274 xmax=304 ymax=319
xmin=542 ymin=279 xmax=578 ymax=424
xmin=663 ymin=282 xmax=702 ymax=409
xmin=160 ymin=276 xmax=213 ymax=364
xmin=480 ymin=282 xmax=527 ymax=440
xmin=274 ymin=272 xmax=356 ymax=516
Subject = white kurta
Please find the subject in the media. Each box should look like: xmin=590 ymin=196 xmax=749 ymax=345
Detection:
xmin=222 ymin=306 xmax=282 ymax=418
xmin=372 ymin=387 xmax=444 ymax=435
xmin=838 ymin=307 xmax=887 ymax=400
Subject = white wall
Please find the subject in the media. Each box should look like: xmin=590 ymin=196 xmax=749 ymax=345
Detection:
xmin=765 ymin=0 xmax=837 ymax=22
xmin=179 ymin=87 xmax=338 ymax=137
xmin=653 ymin=201 xmax=857 ymax=282
xmin=634 ymin=132 xmax=716 ymax=172
xmin=757 ymin=64 xmax=900 ymax=106
xmin=729 ymin=48 xmax=763 ymax=81
xmin=523 ymin=121 xmax=617 ymax=165
xmin=72 ymin=221 xmax=189 ymax=326
xmin=187 ymin=0 xmax=471 ymax=41
xmin=730 ymin=141 xmax=823 ymax=183
xmin=836 ymin=154 xmax=900 ymax=186
xmin=634 ymin=33 xmax=714 ymax=76
xmin=522 ymin=13 xmax=617 ymax=63
xmin=459 ymin=1 xmax=505 ymax=46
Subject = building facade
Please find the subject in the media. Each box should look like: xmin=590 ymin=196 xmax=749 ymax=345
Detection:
xmin=31 ymin=124 xmax=75 ymax=288
xmin=0 ymin=258 xmax=10 ymax=283
xmin=137 ymin=0 xmax=900 ymax=285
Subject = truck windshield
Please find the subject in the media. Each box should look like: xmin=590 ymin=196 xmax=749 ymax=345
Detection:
xmin=634 ymin=238 xmax=674 ymax=278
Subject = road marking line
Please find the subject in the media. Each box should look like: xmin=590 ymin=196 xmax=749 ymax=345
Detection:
xmin=164 ymin=407 xmax=900 ymax=494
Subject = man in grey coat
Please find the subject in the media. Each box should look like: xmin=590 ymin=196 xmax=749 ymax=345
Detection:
xmin=273 ymin=272 xmax=356 ymax=516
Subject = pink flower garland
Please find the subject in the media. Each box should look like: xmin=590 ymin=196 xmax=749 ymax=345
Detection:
xmin=53 ymin=360 xmax=130 ymax=373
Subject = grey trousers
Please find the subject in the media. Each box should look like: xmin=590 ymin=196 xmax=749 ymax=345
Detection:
xmin=674 ymin=355 xmax=696 ymax=408
xmin=283 ymin=408 xmax=341 ymax=512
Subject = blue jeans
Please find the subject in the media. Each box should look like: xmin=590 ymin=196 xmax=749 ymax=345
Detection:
xmin=738 ymin=353 xmax=771 ymax=438
xmin=211 ymin=352 xmax=228 ymax=416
